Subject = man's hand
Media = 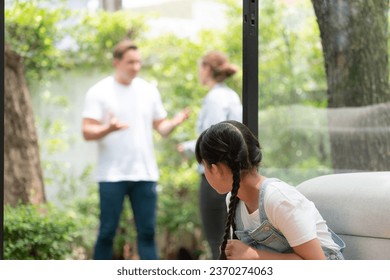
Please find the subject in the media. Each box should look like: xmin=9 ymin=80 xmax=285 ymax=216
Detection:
xmin=82 ymin=112 xmax=128 ymax=141
xmin=107 ymin=111 xmax=129 ymax=132
xmin=171 ymin=107 xmax=190 ymax=126
xmin=154 ymin=107 xmax=191 ymax=137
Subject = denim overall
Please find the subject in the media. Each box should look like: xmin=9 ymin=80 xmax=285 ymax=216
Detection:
xmin=233 ymin=178 xmax=345 ymax=260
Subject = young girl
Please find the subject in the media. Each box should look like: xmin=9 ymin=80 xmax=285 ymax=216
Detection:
xmin=195 ymin=120 xmax=345 ymax=260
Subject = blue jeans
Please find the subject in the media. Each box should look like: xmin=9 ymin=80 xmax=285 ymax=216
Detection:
xmin=93 ymin=181 xmax=158 ymax=260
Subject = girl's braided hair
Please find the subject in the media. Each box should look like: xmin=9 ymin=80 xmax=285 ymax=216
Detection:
xmin=195 ymin=120 xmax=262 ymax=259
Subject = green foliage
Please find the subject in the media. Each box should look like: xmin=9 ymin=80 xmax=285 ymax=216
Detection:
xmin=218 ymin=0 xmax=326 ymax=107
xmin=259 ymin=105 xmax=332 ymax=185
xmin=156 ymin=158 xmax=204 ymax=258
xmin=219 ymin=0 xmax=243 ymax=92
xmin=158 ymin=161 xmax=200 ymax=232
xmin=4 ymin=203 xmax=78 ymax=260
xmin=65 ymin=185 xmax=100 ymax=259
xmin=66 ymin=183 xmax=139 ymax=260
xmin=5 ymin=0 xmax=70 ymax=81
xmin=260 ymin=105 xmax=331 ymax=167
xmin=32 ymin=87 xmax=81 ymax=197
xmin=31 ymin=85 xmax=100 ymax=258
xmin=5 ymin=0 xmax=147 ymax=79
xmin=142 ymin=34 xmax=205 ymax=110
xmin=67 ymin=10 xmax=147 ymax=71
xmin=258 ymin=0 xmax=326 ymax=107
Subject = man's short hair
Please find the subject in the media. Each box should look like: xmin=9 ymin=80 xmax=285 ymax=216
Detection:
xmin=113 ymin=39 xmax=138 ymax=60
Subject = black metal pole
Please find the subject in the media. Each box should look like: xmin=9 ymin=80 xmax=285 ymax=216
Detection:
xmin=242 ymin=0 xmax=259 ymax=137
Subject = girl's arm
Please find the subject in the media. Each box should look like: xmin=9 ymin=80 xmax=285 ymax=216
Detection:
xmin=225 ymin=238 xmax=326 ymax=260
xmin=291 ymin=238 xmax=326 ymax=260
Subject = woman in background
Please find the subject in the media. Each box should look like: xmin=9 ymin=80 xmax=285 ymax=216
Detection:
xmin=178 ymin=51 xmax=242 ymax=259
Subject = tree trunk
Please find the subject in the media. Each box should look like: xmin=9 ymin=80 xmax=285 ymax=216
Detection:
xmin=4 ymin=44 xmax=46 ymax=206
xmin=100 ymin=0 xmax=122 ymax=12
xmin=312 ymin=0 xmax=390 ymax=171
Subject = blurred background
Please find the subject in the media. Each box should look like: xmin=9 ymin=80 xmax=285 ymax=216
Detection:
xmin=4 ymin=0 xmax=389 ymax=260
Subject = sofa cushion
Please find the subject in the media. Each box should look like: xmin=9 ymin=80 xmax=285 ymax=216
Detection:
xmin=296 ymin=172 xmax=390 ymax=259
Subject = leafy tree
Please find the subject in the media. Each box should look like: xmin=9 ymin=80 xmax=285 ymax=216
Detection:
xmin=4 ymin=0 xmax=70 ymax=205
xmin=5 ymin=0 xmax=70 ymax=81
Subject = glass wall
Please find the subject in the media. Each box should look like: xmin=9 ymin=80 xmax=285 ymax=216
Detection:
xmin=257 ymin=0 xmax=389 ymax=186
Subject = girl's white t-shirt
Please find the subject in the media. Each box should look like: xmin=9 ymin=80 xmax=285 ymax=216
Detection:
xmin=227 ymin=180 xmax=341 ymax=251
xmin=82 ymin=76 xmax=167 ymax=182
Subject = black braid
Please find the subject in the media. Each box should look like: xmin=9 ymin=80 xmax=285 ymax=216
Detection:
xmin=219 ymin=163 xmax=241 ymax=260
xmin=230 ymin=167 xmax=241 ymax=240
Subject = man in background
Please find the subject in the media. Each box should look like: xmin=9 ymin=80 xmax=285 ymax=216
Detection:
xmin=82 ymin=39 xmax=189 ymax=260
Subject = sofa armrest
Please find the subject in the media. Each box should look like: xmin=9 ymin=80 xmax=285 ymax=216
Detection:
xmin=296 ymin=172 xmax=390 ymax=259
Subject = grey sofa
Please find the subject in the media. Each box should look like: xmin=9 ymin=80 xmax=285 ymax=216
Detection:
xmin=296 ymin=172 xmax=390 ymax=260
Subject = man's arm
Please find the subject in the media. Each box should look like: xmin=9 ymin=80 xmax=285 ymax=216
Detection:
xmin=82 ymin=113 xmax=129 ymax=141
xmin=153 ymin=107 xmax=190 ymax=137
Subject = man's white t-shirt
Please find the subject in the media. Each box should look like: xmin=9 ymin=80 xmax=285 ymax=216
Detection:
xmin=226 ymin=180 xmax=341 ymax=251
xmin=82 ymin=76 xmax=167 ymax=182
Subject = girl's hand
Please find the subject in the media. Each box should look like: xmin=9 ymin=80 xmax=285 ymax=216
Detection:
xmin=225 ymin=239 xmax=260 ymax=260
